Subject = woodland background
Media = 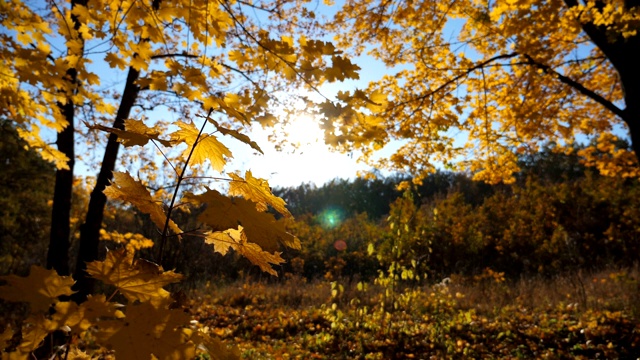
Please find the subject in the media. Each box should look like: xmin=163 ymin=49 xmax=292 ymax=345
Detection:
xmin=4 ymin=118 xmax=640 ymax=283
xmin=2 ymin=0 xmax=640 ymax=358
xmin=2 ymin=118 xmax=640 ymax=358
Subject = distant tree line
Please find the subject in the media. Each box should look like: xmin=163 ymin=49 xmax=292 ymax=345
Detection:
xmin=2 ymin=128 xmax=638 ymax=285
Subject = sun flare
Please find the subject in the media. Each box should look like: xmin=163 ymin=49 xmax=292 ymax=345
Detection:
xmin=283 ymin=114 xmax=323 ymax=147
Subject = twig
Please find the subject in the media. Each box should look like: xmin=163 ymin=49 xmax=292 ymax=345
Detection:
xmin=157 ymin=108 xmax=214 ymax=263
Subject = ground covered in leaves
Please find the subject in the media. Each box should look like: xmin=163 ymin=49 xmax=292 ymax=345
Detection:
xmin=190 ymin=270 xmax=640 ymax=359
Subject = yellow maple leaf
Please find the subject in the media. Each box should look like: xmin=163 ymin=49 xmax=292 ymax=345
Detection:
xmin=228 ymin=171 xmax=291 ymax=217
xmin=52 ymin=295 xmax=125 ymax=334
xmin=12 ymin=314 xmax=58 ymax=357
xmin=208 ymin=118 xmax=263 ymax=154
xmin=103 ymin=171 xmax=182 ymax=237
xmin=185 ymin=189 xmax=300 ymax=251
xmin=325 ymin=55 xmax=361 ymax=82
xmin=66 ymin=347 xmax=92 ymax=360
xmin=170 ymin=121 xmax=232 ymax=171
xmin=94 ymin=299 xmax=195 ymax=360
xmin=0 ymin=326 xmax=14 ymax=350
xmin=0 ymin=266 xmax=74 ymax=313
xmin=205 ymin=226 xmax=285 ymax=276
xmin=86 ymin=119 xmax=172 ymax=147
xmin=85 ymin=248 xmax=183 ymax=303
xmin=104 ymin=52 xmax=127 ymax=70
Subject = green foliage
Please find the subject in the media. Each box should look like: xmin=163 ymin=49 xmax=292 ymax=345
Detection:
xmin=0 ymin=120 xmax=54 ymax=275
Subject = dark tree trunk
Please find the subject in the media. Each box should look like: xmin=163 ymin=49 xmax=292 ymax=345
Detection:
xmin=564 ymin=0 xmax=640 ymax=157
xmin=46 ymin=101 xmax=75 ymax=276
xmin=72 ymin=66 xmax=141 ymax=303
xmin=614 ymin=49 xmax=640 ymax=157
xmin=46 ymin=0 xmax=88 ymax=276
xmin=585 ymin=30 xmax=640 ymax=158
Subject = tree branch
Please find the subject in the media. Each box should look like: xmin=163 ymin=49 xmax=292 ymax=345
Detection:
xmin=521 ymin=53 xmax=626 ymax=119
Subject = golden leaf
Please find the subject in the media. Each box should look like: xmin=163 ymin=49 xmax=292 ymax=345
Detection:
xmin=205 ymin=226 xmax=285 ymax=276
xmin=209 ymin=118 xmax=263 ymax=154
xmin=85 ymin=249 xmax=183 ymax=303
xmin=13 ymin=314 xmax=58 ymax=357
xmin=86 ymin=119 xmax=172 ymax=147
xmin=103 ymin=171 xmax=182 ymax=237
xmin=104 ymin=52 xmax=127 ymax=70
xmin=325 ymin=55 xmax=361 ymax=82
xmin=0 ymin=266 xmax=74 ymax=312
xmin=65 ymin=347 xmax=92 ymax=360
xmin=0 ymin=326 xmax=14 ymax=350
xmin=186 ymin=189 xmax=300 ymax=251
xmin=52 ymin=295 xmax=125 ymax=334
xmin=170 ymin=121 xmax=232 ymax=171
xmin=228 ymin=171 xmax=291 ymax=217
xmin=95 ymin=299 xmax=195 ymax=360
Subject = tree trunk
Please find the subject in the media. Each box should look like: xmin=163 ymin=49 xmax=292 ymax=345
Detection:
xmin=46 ymin=101 xmax=75 ymax=276
xmin=567 ymin=0 xmax=640 ymax=157
xmin=592 ymin=36 xmax=640 ymax=158
xmin=46 ymin=0 xmax=88 ymax=276
xmin=72 ymin=66 xmax=141 ymax=303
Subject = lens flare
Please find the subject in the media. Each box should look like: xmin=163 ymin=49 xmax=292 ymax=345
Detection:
xmin=319 ymin=207 xmax=344 ymax=229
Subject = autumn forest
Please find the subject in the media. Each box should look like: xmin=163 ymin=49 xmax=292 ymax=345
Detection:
xmin=1 ymin=0 xmax=640 ymax=359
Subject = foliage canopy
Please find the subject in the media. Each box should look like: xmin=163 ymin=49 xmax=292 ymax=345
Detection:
xmin=1 ymin=0 xmax=358 ymax=169
xmin=322 ymin=0 xmax=640 ymax=184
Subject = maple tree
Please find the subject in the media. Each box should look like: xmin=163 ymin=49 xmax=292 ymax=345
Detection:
xmin=321 ymin=0 xmax=640 ymax=184
xmin=1 ymin=0 xmax=360 ymax=299
xmin=1 ymin=0 xmax=363 ymax=356
xmin=0 ymin=109 xmax=300 ymax=358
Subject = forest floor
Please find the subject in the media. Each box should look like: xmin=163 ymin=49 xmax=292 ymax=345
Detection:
xmin=190 ymin=267 xmax=640 ymax=359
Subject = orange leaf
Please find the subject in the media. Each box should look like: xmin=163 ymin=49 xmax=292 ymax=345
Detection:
xmin=103 ymin=171 xmax=182 ymax=237
xmin=85 ymin=249 xmax=183 ymax=303
xmin=228 ymin=171 xmax=291 ymax=217
xmin=0 ymin=266 xmax=74 ymax=312
xmin=204 ymin=226 xmax=285 ymax=276
xmin=170 ymin=121 xmax=232 ymax=171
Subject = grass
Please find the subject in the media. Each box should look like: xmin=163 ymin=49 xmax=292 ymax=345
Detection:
xmin=189 ymin=267 xmax=640 ymax=359
xmin=1 ymin=266 xmax=638 ymax=358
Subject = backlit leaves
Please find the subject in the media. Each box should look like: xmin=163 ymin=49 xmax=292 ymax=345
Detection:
xmin=209 ymin=118 xmax=263 ymax=154
xmin=0 ymin=265 xmax=74 ymax=312
xmin=229 ymin=171 xmax=291 ymax=217
xmin=2 ymin=0 xmax=361 ymax=175
xmin=170 ymin=121 xmax=232 ymax=171
xmin=95 ymin=299 xmax=195 ymax=360
xmin=205 ymin=226 xmax=285 ymax=276
xmin=186 ymin=189 xmax=301 ymax=252
xmin=325 ymin=0 xmax=637 ymax=183
xmin=325 ymin=55 xmax=361 ymax=82
xmin=85 ymin=248 xmax=183 ymax=302
xmin=87 ymin=119 xmax=172 ymax=147
xmin=52 ymin=295 xmax=125 ymax=334
xmin=103 ymin=171 xmax=182 ymax=237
